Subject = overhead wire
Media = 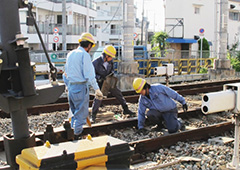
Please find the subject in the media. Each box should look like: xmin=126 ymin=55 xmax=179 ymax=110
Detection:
xmin=102 ymin=0 xmax=122 ymax=32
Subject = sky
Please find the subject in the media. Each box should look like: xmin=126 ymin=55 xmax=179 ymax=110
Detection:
xmin=135 ymin=0 xmax=165 ymax=32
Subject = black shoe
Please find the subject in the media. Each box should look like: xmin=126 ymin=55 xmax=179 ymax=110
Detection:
xmin=178 ymin=118 xmax=186 ymax=131
xmin=123 ymin=105 xmax=135 ymax=116
xmin=123 ymin=109 xmax=135 ymax=116
xmin=74 ymin=134 xmax=82 ymax=140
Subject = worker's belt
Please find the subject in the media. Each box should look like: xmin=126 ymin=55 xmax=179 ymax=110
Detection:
xmin=69 ymin=81 xmax=87 ymax=85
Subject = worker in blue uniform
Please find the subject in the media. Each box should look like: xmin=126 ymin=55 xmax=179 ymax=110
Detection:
xmin=91 ymin=45 xmax=135 ymax=122
xmin=132 ymin=78 xmax=188 ymax=134
xmin=64 ymin=32 xmax=103 ymax=139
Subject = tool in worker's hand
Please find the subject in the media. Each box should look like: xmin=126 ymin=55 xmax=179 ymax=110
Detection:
xmin=89 ymin=93 xmax=107 ymax=99
xmin=86 ymin=116 xmax=92 ymax=127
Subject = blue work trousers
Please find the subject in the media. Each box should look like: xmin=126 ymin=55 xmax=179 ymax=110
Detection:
xmin=68 ymin=84 xmax=89 ymax=135
xmin=92 ymin=86 xmax=126 ymax=115
xmin=146 ymin=108 xmax=180 ymax=133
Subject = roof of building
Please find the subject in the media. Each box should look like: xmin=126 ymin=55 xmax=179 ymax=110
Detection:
xmin=166 ymin=38 xmax=197 ymax=44
xmin=230 ymin=0 xmax=240 ymax=2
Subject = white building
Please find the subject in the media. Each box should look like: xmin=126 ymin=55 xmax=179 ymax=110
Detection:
xmin=19 ymin=0 xmax=99 ymax=51
xmin=228 ymin=0 xmax=240 ymax=49
xmin=165 ymin=0 xmax=240 ymax=59
xmin=94 ymin=0 xmax=145 ymax=46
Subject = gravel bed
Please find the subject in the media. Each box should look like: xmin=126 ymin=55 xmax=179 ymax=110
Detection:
xmin=136 ymin=136 xmax=234 ymax=170
xmin=0 ymin=77 xmax=239 ymax=168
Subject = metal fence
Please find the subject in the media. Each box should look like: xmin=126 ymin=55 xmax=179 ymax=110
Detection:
xmin=30 ymin=50 xmax=214 ymax=77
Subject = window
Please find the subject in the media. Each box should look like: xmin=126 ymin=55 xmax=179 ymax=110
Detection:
xmin=110 ymin=25 xmax=120 ymax=35
xmin=194 ymin=7 xmax=200 ymax=14
xmin=57 ymin=15 xmax=62 ymax=24
xmin=97 ymin=6 xmax=100 ymax=10
xmin=229 ymin=12 xmax=239 ymax=21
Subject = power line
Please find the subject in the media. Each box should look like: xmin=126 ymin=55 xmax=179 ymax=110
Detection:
xmin=102 ymin=0 xmax=122 ymax=32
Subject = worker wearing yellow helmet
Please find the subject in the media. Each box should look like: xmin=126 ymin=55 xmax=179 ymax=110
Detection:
xmin=91 ymin=45 xmax=135 ymax=122
xmin=64 ymin=32 xmax=103 ymax=139
xmin=133 ymin=78 xmax=188 ymax=135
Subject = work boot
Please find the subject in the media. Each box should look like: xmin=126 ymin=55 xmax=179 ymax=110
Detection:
xmin=178 ymin=118 xmax=186 ymax=131
xmin=91 ymin=113 xmax=97 ymax=123
xmin=123 ymin=105 xmax=135 ymax=116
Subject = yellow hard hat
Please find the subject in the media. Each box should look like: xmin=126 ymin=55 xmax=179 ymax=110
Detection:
xmin=78 ymin=32 xmax=95 ymax=47
xmin=103 ymin=45 xmax=116 ymax=58
xmin=133 ymin=78 xmax=146 ymax=93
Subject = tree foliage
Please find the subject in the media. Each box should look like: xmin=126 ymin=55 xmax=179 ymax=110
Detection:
xmin=198 ymin=38 xmax=210 ymax=58
xmin=151 ymin=31 xmax=168 ymax=57
xmin=228 ymin=42 xmax=240 ymax=72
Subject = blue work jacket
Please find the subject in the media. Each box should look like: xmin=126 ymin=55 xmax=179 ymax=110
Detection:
xmin=65 ymin=46 xmax=99 ymax=90
xmin=92 ymin=55 xmax=114 ymax=81
xmin=138 ymin=84 xmax=186 ymax=129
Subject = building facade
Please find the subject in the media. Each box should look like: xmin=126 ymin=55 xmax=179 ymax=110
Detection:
xmin=94 ymin=0 xmax=145 ymax=47
xmin=165 ymin=0 xmax=240 ymax=59
xmin=20 ymin=0 xmax=98 ymax=51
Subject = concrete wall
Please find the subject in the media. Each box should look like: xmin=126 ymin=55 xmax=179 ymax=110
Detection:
xmin=166 ymin=0 xmax=215 ymax=52
xmin=166 ymin=0 xmax=240 ymax=52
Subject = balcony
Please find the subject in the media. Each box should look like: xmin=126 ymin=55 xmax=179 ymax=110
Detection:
xmin=27 ymin=22 xmax=97 ymax=36
xmin=47 ymin=0 xmax=96 ymax=10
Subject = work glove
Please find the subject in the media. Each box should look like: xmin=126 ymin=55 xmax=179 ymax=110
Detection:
xmin=95 ymin=89 xmax=103 ymax=100
xmin=136 ymin=128 xmax=149 ymax=135
xmin=182 ymin=103 xmax=188 ymax=112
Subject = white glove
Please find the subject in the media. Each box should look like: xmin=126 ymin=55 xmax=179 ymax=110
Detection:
xmin=95 ymin=89 xmax=103 ymax=100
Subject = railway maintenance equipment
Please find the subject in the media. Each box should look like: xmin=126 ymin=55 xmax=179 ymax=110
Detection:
xmin=0 ymin=0 xmax=65 ymax=168
xmin=201 ymin=83 xmax=240 ymax=169
xmin=154 ymin=63 xmax=174 ymax=86
xmin=16 ymin=135 xmax=133 ymax=169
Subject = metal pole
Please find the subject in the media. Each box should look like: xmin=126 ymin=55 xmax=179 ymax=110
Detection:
xmin=122 ymin=0 xmax=125 ymax=59
xmin=62 ymin=0 xmax=67 ymax=51
xmin=200 ymin=38 xmax=203 ymax=66
xmin=141 ymin=0 xmax=144 ymax=45
xmin=10 ymin=110 xmax=30 ymax=139
xmin=229 ymin=115 xmax=240 ymax=168
xmin=47 ymin=19 xmax=49 ymax=51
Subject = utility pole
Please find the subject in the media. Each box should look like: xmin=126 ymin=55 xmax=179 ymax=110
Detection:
xmin=118 ymin=0 xmax=139 ymax=91
xmin=141 ymin=0 xmax=144 ymax=45
xmin=209 ymin=0 xmax=235 ymax=79
xmin=219 ymin=0 xmax=228 ymax=60
xmin=122 ymin=0 xmax=134 ymax=61
xmin=62 ymin=0 xmax=67 ymax=51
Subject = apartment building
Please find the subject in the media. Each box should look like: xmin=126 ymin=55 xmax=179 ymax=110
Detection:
xmin=165 ymin=0 xmax=240 ymax=59
xmin=94 ymin=0 xmax=144 ymax=46
xmin=19 ymin=0 xmax=99 ymax=51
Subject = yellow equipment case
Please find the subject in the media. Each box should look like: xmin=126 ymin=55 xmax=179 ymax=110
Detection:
xmin=16 ymin=135 xmax=134 ymax=170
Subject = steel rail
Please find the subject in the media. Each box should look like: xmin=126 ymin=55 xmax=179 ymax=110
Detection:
xmin=0 ymin=84 xmax=229 ymax=117
xmin=0 ymin=109 xmax=234 ymax=170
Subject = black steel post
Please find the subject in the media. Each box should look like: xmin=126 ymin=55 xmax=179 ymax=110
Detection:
xmin=0 ymin=0 xmax=65 ymax=168
xmin=0 ymin=0 xmax=20 ymax=68
xmin=10 ymin=110 xmax=30 ymax=139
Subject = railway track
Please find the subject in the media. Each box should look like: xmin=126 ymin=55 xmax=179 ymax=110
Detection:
xmin=0 ymin=78 xmax=239 ymax=117
xmin=0 ymin=79 xmax=238 ymax=169
xmin=0 ymin=107 xmax=234 ymax=169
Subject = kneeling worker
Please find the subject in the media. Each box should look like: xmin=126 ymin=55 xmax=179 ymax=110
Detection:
xmin=133 ymin=78 xmax=188 ymax=134
xmin=91 ymin=45 xmax=135 ymax=122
